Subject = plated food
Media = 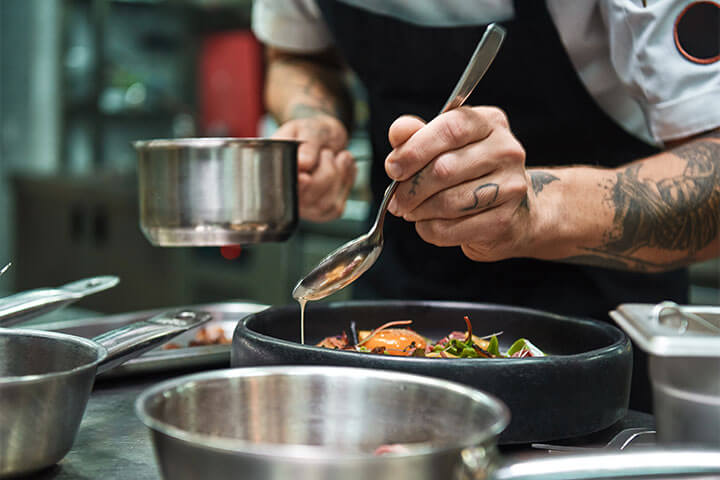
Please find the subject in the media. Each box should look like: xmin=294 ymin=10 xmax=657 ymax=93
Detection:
xmin=317 ymin=316 xmax=544 ymax=358
xmin=162 ymin=325 xmax=231 ymax=350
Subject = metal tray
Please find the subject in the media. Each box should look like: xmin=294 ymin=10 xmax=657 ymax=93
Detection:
xmin=29 ymin=301 xmax=268 ymax=378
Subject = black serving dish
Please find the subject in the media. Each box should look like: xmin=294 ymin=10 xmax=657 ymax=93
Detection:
xmin=232 ymin=300 xmax=632 ymax=444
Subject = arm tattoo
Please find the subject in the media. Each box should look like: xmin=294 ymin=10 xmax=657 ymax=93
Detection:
xmin=520 ymin=170 xmax=560 ymax=210
xmin=568 ymin=135 xmax=720 ymax=271
xmin=289 ymin=103 xmax=337 ymax=119
xmin=461 ymin=183 xmax=499 ymax=211
xmin=531 ymin=171 xmax=560 ymax=193
xmin=270 ymin=57 xmax=353 ymax=129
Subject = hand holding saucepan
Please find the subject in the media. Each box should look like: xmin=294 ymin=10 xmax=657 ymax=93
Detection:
xmin=273 ymin=113 xmax=357 ymax=222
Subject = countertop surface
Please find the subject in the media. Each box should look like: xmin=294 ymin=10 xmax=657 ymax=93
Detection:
xmin=20 ymin=369 xmax=656 ymax=480
xmin=24 ymin=374 xmax=169 ymax=480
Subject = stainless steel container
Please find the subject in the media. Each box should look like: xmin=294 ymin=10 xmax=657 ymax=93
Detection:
xmin=136 ymin=366 xmax=510 ymax=480
xmin=0 ymin=309 xmax=211 ymax=478
xmin=610 ymin=302 xmax=720 ymax=446
xmin=134 ymin=138 xmax=299 ymax=246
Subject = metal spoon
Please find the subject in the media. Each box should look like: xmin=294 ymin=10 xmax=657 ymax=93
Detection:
xmin=293 ymin=23 xmax=507 ymax=302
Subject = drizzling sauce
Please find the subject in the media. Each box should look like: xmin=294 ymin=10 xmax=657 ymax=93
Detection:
xmin=298 ymin=297 xmax=307 ymax=345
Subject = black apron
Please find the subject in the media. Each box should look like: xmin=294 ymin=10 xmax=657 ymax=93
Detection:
xmin=315 ymin=0 xmax=688 ymax=413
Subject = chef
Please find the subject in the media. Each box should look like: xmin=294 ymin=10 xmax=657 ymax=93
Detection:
xmin=251 ymin=0 xmax=720 ymax=411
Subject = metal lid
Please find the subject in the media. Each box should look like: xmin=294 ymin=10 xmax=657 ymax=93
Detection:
xmin=610 ymin=301 xmax=720 ymax=357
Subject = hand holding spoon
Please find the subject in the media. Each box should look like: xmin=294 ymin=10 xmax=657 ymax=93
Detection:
xmin=293 ymin=23 xmax=507 ymax=303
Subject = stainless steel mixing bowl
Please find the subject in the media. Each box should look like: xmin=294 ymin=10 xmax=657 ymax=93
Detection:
xmin=134 ymin=137 xmax=299 ymax=246
xmin=136 ymin=366 xmax=509 ymax=480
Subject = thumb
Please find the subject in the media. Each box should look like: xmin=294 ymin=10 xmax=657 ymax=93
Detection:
xmin=388 ymin=115 xmax=426 ymax=148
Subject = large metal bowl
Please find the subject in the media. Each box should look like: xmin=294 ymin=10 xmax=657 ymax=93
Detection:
xmin=134 ymin=137 xmax=299 ymax=246
xmin=136 ymin=366 xmax=509 ymax=480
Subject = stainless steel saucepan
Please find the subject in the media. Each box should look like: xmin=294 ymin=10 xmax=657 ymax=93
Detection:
xmin=136 ymin=366 xmax=720 ymax=480
xmin=0 ymin=275 xmax=119 ymax=327
xmin=0 ymin=309 xmax=211 ymax=478
xmin=134 ymin=137 xmax=299 ymax=246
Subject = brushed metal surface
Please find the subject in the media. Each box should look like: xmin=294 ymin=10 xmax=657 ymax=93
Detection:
xmin=134 ymin=137 xmax=299 ymax=246
xmin=0 ymin=310 xmax=209 ymax=477
xmin=0 ymin=276 xmax=119 ymax=327
xmin=611 ymin=303 xmax=720 ymax=447
xmin=136 ymin=366 xmax=509 ymax=480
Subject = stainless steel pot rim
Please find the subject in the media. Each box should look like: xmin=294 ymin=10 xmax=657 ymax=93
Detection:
xmin=135 ymin=365 xmax=511 ymax=460
xmin=133 ymin=137 xmax=301 ymax=150
xmin=239 ymin=300 xmax=630 ymax=363
xmin=0 ymin=328 xmax=105 ymax=385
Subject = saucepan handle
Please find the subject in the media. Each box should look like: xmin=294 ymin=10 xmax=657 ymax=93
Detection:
xmin=484 ymin=449 xmax=720 ymax=480
xmin=0 ymin=276 xmax=119 ymax=327
xmin=93 ymin=309 xmax=212 ymax=374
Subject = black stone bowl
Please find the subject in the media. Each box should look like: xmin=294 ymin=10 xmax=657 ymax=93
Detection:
xmin=231 ymin=301 xmax=632 ymax=444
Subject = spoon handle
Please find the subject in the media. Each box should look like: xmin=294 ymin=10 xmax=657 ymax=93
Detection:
xmin=370 ymin=23 xmax=507 ymax=237
xmin=440 ymin=23 xmax=506 ymax=113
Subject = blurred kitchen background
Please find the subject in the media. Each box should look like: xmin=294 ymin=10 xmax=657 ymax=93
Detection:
xmin=0 ymin=0 xmax=716 ymax=318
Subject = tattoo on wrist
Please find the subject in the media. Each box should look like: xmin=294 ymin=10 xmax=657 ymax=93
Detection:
xmin=289 ymin=103 xmax=337 ymax=120
xmin=568 ymin=137 xmax=720 ymax=271
xmin=461 ymin=183 xmax=499 ymax=211
xmin=520 ymin=170 xmax=560 ymax=209
xmin=271 ymin=58 xmax=353 ymax=128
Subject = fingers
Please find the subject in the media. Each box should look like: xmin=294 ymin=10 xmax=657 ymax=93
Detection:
xmin=385 ymin=106 xmax=508 ymax=181
xmin=298 ymin=141 xmax=322 ymax=171
xmin=413 ymin=200 xmax=529 ymax=259
xmin=389 ymin=126 xmax=525 ymax=217
xmin=274 ymin=116 xmax=349 ymax=172
xmin=403 ymin=168 xmax=528 ymax=222
xmin=388 ymin=115 xmax=426 ymax=149
xmin=299 ymin=149 xmax=356 ymax=222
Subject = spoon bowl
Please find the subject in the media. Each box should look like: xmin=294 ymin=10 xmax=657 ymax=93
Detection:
xmin=293 ymin=23 xmax=507 ymax=302
xmin=291 ymin=233 xmax=381 ymax=301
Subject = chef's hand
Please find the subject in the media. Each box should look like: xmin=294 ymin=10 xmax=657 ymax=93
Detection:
xmin=385 ymin=106 xmax=537 ymax=262
xmin=273 ymin=114 xmax=357 ymax=222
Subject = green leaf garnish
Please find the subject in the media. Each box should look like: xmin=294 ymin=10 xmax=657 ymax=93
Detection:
xmin=487 ymin=335 xmax=501 ymax=357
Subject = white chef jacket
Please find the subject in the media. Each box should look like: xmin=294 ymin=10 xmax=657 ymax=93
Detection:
xmin=252 ymin=0 xmax=720 ymax=146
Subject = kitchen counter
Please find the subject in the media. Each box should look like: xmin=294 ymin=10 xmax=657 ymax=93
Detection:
xmin=23 ymin=374 xmax=171 ymax=480
xmin=21 ymin=371 xmax=656 ymax=480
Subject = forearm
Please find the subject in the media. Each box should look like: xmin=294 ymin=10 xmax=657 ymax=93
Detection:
xmin=530 ymin=129 xmax=720 ymax=271
xmin=264 ymin=48 xmax=353 ymax=130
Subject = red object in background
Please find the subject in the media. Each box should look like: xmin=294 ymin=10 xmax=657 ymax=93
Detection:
xmin=199 ymin=31 xmax=264 ymax=137
xmin=220 ymin=245 xmax=243 ymax=260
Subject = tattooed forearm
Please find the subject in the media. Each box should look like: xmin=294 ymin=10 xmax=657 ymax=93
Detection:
xmin=265 ymin=49 xmax=354 ymax=129
xmin=289 ymin=103 xmax=338 ymax=120
xmin=568 ymin=133 xmax=720 ymax=271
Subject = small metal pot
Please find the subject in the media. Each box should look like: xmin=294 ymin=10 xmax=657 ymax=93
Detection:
xmin=136 ymin=366 xmax=720 ymax=480
xmin=134 ymin=138 xmax=299 ymax=246
xmin=0 ymin=309 xmax=211 ymax=478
